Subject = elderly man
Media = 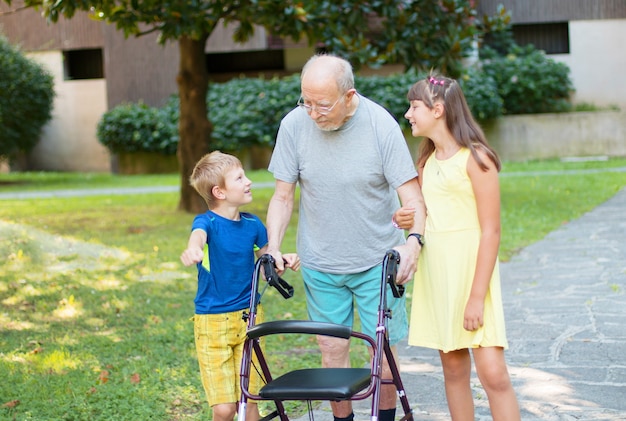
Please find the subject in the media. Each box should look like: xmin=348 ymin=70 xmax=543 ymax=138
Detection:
xmin=266 ymin=54 xmax=425 ymax=421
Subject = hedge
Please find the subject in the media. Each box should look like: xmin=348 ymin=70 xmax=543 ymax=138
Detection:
xmin=0 ymin=35 xmax=55 ymax=159
xmin=97 ymin=48 xmax=571 ymax=155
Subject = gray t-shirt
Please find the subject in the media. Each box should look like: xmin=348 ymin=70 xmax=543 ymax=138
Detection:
xmin=269 ymin=94 xmax=418 ymax=273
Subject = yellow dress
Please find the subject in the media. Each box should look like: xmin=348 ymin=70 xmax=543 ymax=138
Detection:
xmin=408 ymin=148 xmax=508 ymax=352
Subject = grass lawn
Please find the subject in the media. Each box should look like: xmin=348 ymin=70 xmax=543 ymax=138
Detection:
xmin=1 ymin=157 xmax=625 ymax=420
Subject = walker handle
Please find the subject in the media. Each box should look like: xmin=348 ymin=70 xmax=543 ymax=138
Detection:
xmin=260 ymin=254 xmax=294 ymax=299
xmin=384 ymin=249 xmax=404 ymax=298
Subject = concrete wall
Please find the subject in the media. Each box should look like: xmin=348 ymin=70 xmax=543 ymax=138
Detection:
xmin=483 ymin=111 xmax=626 ymax=161
xmin=404 ymin=111 xmax=626 ymax=163
xmin=27 ymin=51 xmax=111 ymax=172
xmin=554 ymin=19 xmax=626 ymax=109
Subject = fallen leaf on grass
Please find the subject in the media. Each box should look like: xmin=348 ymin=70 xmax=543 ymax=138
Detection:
xmin=130 ymin=373 xmax=141 ymax=384
xmin=2 ymin=400 xmax=20 ymax=408
xmin=98 ymin=370 xmax=110 ymax=384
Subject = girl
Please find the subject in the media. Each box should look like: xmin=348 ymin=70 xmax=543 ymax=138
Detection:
xmin=394 ymin=75 xmax=520 ymax=421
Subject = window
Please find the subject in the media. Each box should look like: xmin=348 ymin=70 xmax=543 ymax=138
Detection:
xmin=512 ymin=22 xmax=570 ymax=54
xmin=63 ymin=49 xmax=104 ymax=80
xmin=206 ymin=50 xmax=284 ymax=73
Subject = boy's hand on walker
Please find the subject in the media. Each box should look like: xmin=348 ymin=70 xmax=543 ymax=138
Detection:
xmin=463 ymin=298 xmax=484 ymax=331
xmin=392 ymin=206 xmax=416 ymax=230
xmin=180 ymin=247 xmax=204 ymax=266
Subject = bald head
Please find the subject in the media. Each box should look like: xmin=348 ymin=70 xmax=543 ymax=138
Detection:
xmin=301 ymin=55 xmax=355 ymax=94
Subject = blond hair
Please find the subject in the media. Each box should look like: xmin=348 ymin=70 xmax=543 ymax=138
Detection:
xmin=189 ymin=151 xmax=242 ymax=208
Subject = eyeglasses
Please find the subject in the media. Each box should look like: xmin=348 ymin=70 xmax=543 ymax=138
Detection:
xmin=297 ymin=96 xmax=342 ymax=116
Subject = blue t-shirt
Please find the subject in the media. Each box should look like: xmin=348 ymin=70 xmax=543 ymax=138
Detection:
xmin=191 ymin=211 xmax=268 ymax=314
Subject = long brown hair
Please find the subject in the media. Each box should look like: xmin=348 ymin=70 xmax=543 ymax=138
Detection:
xmin=408 ymin=74 xmax=501 ymax=172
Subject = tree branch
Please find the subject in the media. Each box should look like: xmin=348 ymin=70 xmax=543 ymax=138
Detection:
xmin=0 ymin=5 xmax=29 ymax=16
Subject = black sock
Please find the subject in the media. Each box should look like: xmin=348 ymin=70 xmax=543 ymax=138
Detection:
xmin=333 ymin=413 xmax=354 ymax=421
xmin=379 ymin=408 xmax=396 ymax=421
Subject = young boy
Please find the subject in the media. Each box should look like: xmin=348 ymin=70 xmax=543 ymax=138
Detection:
xmin=181 ymin=151 xmax=300 ymax=421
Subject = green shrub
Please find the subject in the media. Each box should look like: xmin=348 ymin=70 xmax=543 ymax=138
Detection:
xmin=163 ymin=75 xmax=300 ymax=152
xmin=356 ymin=71 xmax=421 ymax=128
xmin=0 ymin=34 xmax=54 ymax=159
xmin=97 ymin=67 xmax=515 ymax=155
xmin=357 ymin=69 xmax=502 ymax=125
xmin=458 ymin=67 xmax=503 ymax=121
xmin=211 ymin=75 xmax=299 ymax=149
xmin=97 ymin=102 xmax=178 ymax=155
xmin=480 ymin=45 xmax=574 ymax=114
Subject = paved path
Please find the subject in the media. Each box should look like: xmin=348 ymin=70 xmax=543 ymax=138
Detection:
xmin=297 ymin=186 xmax=626 ymax=421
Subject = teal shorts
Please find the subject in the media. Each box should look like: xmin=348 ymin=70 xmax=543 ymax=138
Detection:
xmin=301 ymin=265 xmax=408 ymax=346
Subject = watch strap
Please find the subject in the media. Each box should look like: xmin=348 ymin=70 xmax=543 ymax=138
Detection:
xmin=407 ymin=233 xmax=424 ymax=247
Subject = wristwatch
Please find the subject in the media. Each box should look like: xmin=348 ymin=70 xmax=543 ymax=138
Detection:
xmin=407 ymin=233 xmax=425 ymax=247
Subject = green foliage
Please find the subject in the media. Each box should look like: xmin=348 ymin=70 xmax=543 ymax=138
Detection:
xmin=573 ymin=102 xmax=621 ymax=112
xmin=477 ymin=3 xmax=515 ymax=56
xmin=164 ymin=75 xmax=301 ymax=152
xmin=209 ymin=75 xmax=300 ymax=149
xmin=377 ymin=0 xmax=478 ymax=77
xmin=96 ymin=102 xmax=179 ymax=155
xmin=458 ymin=67 xmax=503 ymax=121
xmin=356 ymin=70 xmax=502 ymax=125
xmin=24 ymin=0 xmax=479 ymax=82
xmin=477 ymin=7 xmax=575 ymax=115
xmin=480 ymin=45 xmax=575 ymax=115
xmin=284 ymin=0 xmax=477 ymax=76
xmin=355 ymin=71 xmax=421 ymax=127
xmin=101 ymin=70 xmax=504 ymax=154
xmin=0 ymin=34 xmax=55 ymax=159
xmin=97 ymin=70 xmax=502 ymax=155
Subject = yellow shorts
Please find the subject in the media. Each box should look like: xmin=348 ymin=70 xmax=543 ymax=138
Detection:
xmin=193 ymin=307 xmax=264 ymax=406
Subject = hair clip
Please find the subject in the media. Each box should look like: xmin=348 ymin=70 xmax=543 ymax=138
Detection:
xmin=428 ymin=76 xmax=445 ymax=86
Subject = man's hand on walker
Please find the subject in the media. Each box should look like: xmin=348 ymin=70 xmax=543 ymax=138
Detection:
xmin=393 ymin=241 xmax=420 ymax=284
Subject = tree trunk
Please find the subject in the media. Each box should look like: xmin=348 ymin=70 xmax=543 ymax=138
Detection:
xmin=176 ymin=35 xmax=211 ymax=213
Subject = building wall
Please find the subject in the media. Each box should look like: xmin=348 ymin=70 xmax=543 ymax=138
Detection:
xmin=485 ymin=111 xmax=626 ymax=161
xmin=403 ymin=111 xmax=626 ymax=162
xmin=103 ymin=27 xmax=179 ymax=108
xmin=476 ymin=0 xmax=626 ymax=22
xmin=555 ymin=19 xmax=626 ymax=108
xmin=0 ymin=4 xmax=104 ymax=50
xmin=26 ymin=51 xmax=111 ymax=172
xmin=476 ymin=1 xmax=626 ymax=109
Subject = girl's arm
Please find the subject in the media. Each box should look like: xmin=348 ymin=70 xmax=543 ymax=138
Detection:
xmin=464 ymin=149 xmax=501 ymax=331
xmin=392 ymin=162 xmax=425 ymax=230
